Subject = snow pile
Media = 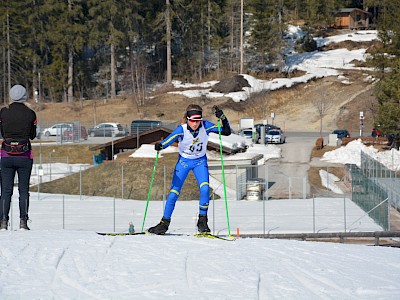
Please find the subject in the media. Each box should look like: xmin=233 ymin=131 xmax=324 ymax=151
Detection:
xmin=321 ymin=139 xmax=400 ymax=171
xmin=319 ymin=169 xmax=343 ymax=194
xmin=129 ymin=144 xmax=178 ymax=158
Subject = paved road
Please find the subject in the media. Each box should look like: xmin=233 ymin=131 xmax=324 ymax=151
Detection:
xmin=264 ymin=132 xmax=343 ymax=199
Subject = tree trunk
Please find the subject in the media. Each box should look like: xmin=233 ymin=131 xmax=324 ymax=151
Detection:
xmin=68 ymin=48 xmax=73 ymax=103
xmin=166 ymin=0 xmax=172 ymax=84
xmin=110 ymin=43 xmax=116 ymax=99
xmin=7 ymin=13 xmax=11 ymax=104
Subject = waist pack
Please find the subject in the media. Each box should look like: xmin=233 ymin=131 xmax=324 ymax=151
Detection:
xmin=2 ymin=138 xmax=30 ymax=155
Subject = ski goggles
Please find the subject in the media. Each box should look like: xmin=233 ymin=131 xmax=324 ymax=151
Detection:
xmin=186 ymin=110 xmax=203 ymax=121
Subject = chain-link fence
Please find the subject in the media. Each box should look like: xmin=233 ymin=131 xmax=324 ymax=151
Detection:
xmin=347 ymin=150 xmax=399 ymax=231
xmin=6 ymin=193 xmax=382 ymax=234
xmin=19 ymin=159 xmax=386 ymax=234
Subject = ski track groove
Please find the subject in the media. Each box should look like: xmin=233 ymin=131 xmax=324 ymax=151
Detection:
xmin=0 ymin=241 xmax=30 ymax=275
xmin=285 ymin=258 xmax=357 ymax=299
xmin=183 ymin=252 xmax=191 ymax=291
xmin=256 ymin=271 xmax=261 ymax=300
xmin=266 ymin=245 xmax=358 ymax=299
xmin=49 ymin=237 xmax=116 ymax=299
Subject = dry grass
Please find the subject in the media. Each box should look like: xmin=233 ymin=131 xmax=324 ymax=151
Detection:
xmin=308 ymin=166 xmax=345 ymax=191
xmin=311 ymin=145 xmax=338 ymax=158
xmin=32 ymin=144 xmax=95 ymax=164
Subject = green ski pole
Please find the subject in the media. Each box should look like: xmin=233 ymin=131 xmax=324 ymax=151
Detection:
xmin=217 ymin=119 xmax=232 ymax=237
xmin=141 ymin=151 xmax=160 ymax=232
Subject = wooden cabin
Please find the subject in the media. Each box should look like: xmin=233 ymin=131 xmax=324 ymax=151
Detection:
xmin=334 ymin=8 xmax=371 ymax=29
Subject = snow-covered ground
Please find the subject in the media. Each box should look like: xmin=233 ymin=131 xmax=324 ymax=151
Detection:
xmin=1 ymin=137 xmax=398 ymax=299
xmin=169 ymin=28 xmax=378 ymax=102
xmin=2 ymin=29 xmax=399 ymax=300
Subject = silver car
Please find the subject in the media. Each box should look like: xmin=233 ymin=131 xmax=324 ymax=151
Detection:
xmin=42 ymin=123 xmax=72 ymax=137
xmin=266 ymin=129 xmax=286 ymax=144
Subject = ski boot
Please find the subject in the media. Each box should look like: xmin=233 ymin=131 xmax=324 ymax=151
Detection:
xmin=0 ymin=219 xmax=8 ymax=231
xmin=20 ymin=218 xmax=30 ymax=231
xmin=148 ymin=217 xmax=170 ymax=235
xmin=197 ymin=214 xmax=210 ymax=233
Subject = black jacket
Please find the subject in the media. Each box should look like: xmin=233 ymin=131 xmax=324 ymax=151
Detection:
xmin=0 ymin=102 xmax=37 ymax=141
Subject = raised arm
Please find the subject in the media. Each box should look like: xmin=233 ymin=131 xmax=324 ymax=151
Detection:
xmin=155 ymin=126 xmax=184 ymax=151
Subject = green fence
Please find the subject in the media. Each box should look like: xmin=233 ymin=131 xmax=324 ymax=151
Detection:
xmin=349 ymin=150 xmax=400 ymax=231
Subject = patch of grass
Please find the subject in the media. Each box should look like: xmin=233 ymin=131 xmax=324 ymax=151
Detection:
xmin=308 ymin=166 xmax=345 ymax=191
xmin=32 ymin=144 xmax=95 ymax=164
xmin=311 ymin=145 xmax=338 ymax=158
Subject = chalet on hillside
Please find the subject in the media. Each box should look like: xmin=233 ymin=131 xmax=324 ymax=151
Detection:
xmin=334 ymin=8 xmax=371 ymax=29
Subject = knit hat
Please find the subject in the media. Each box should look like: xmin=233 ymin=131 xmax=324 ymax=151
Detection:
xmin=10 ymin=85 xmax=27 ymax=102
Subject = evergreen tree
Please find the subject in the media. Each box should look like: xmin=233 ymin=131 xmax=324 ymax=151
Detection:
xmin=247 ymin=0 xmax=287 ymax=73
xmin=370 ymin=0 xmax=400 ymax=134
xmin=88 ymin=0 xmax=135 ymax=99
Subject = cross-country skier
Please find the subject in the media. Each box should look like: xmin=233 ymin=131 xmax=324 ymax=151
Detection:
xmin=148 ymin=104 xmax=231 ymax=235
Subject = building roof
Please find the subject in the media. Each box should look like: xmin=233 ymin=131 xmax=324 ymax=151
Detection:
xmin=336 ymin=8 xmax=372 ymax=15
xmin=89 ymin=126 xmax=234 ymax=155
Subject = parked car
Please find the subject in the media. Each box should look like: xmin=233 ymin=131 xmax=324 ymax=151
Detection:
xmin=332 ymin=129 xmax=350 ymax=139
xmin=88 ymin=122 xmax=125 ymax=137
xmin=255 ymin=123 xmax=280 ymax=133
xmin=238 ymin=128 xmax=258 ymax=141
xmin=42 ymin=123 xmax=72 ymax=137
xmin=255 ymin=123 xmax=281 ymax=143
xmin=266 ymin=129 xmax=286 ymax=144
xmin=131 ymin=120 xmax=162 ymax=135
xmin=62 ymin=125 xmax=88 ymax=141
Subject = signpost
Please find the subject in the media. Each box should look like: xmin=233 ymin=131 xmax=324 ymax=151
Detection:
xmin=359 ymin=111 xmax=364 ymax=137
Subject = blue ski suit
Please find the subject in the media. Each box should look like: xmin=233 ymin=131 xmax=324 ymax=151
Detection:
xmin=160 ymin=119 xmax=231 ymax=219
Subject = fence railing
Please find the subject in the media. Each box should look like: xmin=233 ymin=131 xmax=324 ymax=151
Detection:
xmin=347 ymin=150 xmax=400 ymax=231
xmin=6 ymin=193 xmax=383 ymax=235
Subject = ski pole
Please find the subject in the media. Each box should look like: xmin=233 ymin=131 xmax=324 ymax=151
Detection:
xmin=217 ymin=119 xmax=232 ymax=237
xmin=141 ymin=151 xmax=160 ymax=232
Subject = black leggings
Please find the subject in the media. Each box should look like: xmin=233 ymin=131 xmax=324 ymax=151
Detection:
xmin=0 ymin=157 xmax=33 ymax=220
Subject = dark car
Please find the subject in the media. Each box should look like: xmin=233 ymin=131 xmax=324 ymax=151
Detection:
xmin=255 ymin=123 xmax=281 ymax=135
xmin=131 ymin=120 xmax=162 ymax=135
xmin=332 ymin=129 xmax=350 ymax=139
xmin=255 ymin=123 xmax=281 ymax=143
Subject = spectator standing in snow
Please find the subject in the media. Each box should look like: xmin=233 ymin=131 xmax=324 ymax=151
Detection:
xmin=148 ymin=104 xmax=231 ymax=235
xmin=0 ymin=85 xmax=37 ymax=231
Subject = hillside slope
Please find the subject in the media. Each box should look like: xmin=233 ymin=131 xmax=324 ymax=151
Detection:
xmin=34 ymin=69 xmax=377 ymax=135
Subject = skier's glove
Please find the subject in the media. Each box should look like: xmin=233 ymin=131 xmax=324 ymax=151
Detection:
xmin=214 ymin=106 xmax=225 ymax=120
xmin=155 ymin=143 xmax=163 ymax=151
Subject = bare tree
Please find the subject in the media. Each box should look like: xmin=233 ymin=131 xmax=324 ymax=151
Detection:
xmin=312 ymin=84 xmax=333 ymax=137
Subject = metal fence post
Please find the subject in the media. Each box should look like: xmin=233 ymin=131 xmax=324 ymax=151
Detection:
xmin=79 ymin=166 xmax=82 ymax=201
xmin=163 ymin=165 xmax=166 ymax=205
xmin=63 ymin=195 xmax=65 ymax=230
xmin=266 ymin=164 xmax=269 ymax=202
xmin=212 ymin=193 xmax=215 ymax=234
xmin=343 ymin=195 xmax=347 ymax=232
xmin=235 ymin=165 xmax=239 ymax=201
xmin=113 ymin=195 xmax=116 ymax=232
xmin=313 ymin=195 xmax=316 ymax=233
xmin=121 ymin=165 xmax=124 ymax=200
